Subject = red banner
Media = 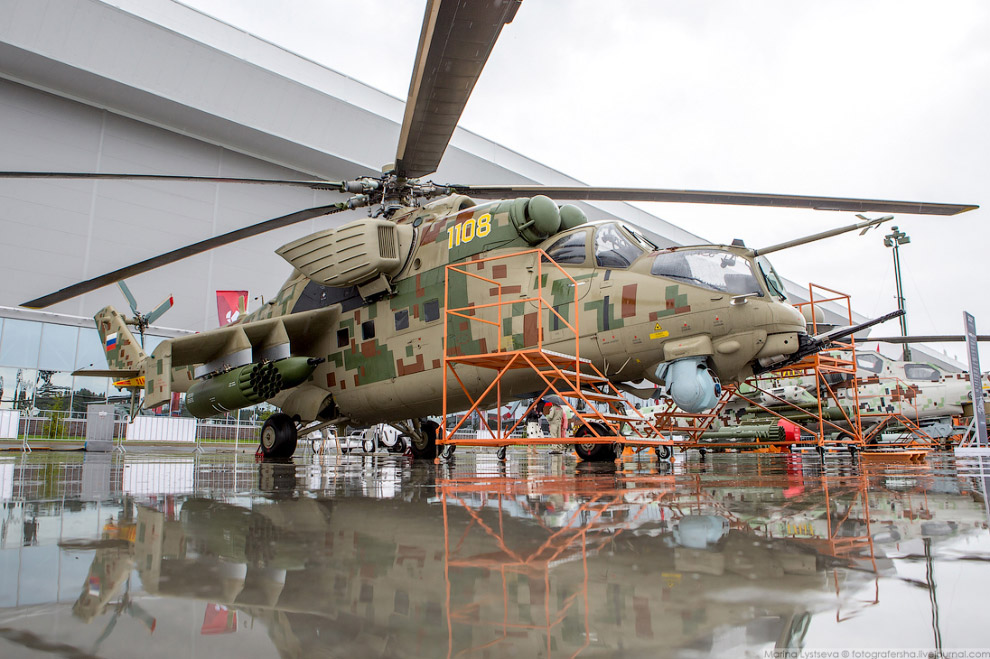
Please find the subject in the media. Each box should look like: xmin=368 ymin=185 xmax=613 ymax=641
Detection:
xmin=216 ymin=290 xmax=248 ymax=327
xmin=201 ymin=603 xmax=237 ymax=634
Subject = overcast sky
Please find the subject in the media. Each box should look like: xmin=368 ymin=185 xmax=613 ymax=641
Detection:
xmin=176 ymin=0 xmax=989 ymax=366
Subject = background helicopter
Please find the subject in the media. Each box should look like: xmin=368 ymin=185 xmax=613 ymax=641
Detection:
xmin=0 ymin=1 xmax=977 ymax=459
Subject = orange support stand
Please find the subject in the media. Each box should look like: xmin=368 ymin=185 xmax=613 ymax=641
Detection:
xmin=440 ymin=249 xmax=670 ymax=459
xmin=653 ymin=284 xmax=867 ymax=455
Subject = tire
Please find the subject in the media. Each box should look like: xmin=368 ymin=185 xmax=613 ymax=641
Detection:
xmin=410 ymin=420 xmax=438 ymax=460
xmin=362 ymin=438 xmax=375 ymax=453
xmin=496 ymin=446 xmax=507 ymax=461
xmin=574 ymin=423 xmax=618 ymax=462
xmin=441 ymin=444 xmax=456 ymax=460
xmin=389 ymin=436 xmax=410 ymax=454
xmin=654 ymin=444 xmax=672 ymax=460
xmin=260 ymin=413 xmax=297 ymax=459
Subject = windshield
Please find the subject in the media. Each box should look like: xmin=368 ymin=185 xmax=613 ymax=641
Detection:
xmin=651 ymin=249 xmax=761 ymax=295
xmin=594 ymin=223 xmax=644 ymax=268
xmin=756 ymin=256 xmax=787 ymax=300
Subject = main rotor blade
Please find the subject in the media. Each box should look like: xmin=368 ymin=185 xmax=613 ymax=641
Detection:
xmin=394 ymin=0 xmax=522 ymax=179
xmin=451 ymin=185 xmax=978 ymax=216
xmin=869 ymin=335 xmax=990 ymax=343
xmin=0 ymin=171 xmax=344 ymax=189
xmin=23 ymin=204 xmax=347 ymax=309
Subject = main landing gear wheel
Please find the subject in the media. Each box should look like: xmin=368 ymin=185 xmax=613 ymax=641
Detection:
xmin=654 ymin=444 xmax=672 ymax=460
xmin=574 ymin=423 xmax=618 ymax=462
xmin=410 ymin=420 xmax=438 ymax=460
xmin=260 ymin=413 xmax=297 ymax=459
xmin=362 ymin=437 xmax=375 ymax=453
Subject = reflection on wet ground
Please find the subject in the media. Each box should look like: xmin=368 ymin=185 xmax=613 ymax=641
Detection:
xmin=0 ymin=450 xmax=988 ymax=658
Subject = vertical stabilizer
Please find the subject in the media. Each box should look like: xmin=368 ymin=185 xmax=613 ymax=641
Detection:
xmin=95 ymin=306 xmax=148 ymax=370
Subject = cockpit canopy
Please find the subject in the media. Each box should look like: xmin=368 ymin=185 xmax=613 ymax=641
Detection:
xmin=541 ymin=223 xmax=789 ymax=301
xmin=542 ymin=221 xmax=657 ymax=267
xmin=651 ymin=249 xmax=763 ymax=296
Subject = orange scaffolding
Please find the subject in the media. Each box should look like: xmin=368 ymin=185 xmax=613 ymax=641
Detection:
xmin=649 ymin=283 xmax=869 ymax=454
xmin=440 ymin=249 xmax=669 ymax=458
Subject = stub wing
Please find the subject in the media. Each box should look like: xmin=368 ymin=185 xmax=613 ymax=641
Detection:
xmin=143 ymin=306 xmax=339 ymax=409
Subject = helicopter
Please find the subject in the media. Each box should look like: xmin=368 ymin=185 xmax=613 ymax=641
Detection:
xmin=1 ymin=1 xmax=976 ymax=460
xmin=714 ymin=346 xmax=989 ymax=445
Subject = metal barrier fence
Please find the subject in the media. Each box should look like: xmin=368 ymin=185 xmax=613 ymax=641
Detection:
xmin=3 ymin=409 xmax=262 ymax=445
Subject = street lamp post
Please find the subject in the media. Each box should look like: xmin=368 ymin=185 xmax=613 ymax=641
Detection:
xmin=884 ymin=226 xmax=911 ymax=360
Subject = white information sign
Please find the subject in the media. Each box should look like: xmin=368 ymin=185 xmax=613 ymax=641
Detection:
xmin=964 ymin=312 xmax=987 ymax=447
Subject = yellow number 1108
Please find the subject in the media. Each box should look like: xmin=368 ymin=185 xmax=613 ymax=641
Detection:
xmin=447 ymin=213 xmax=492 ymax=248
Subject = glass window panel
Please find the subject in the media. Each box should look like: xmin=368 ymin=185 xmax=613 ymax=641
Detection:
xmin=594 ymin=223 xmax=642 ymax=268
xmin=904 ymin=364 xmax=940 ymax=382
xmin=1 ymin=368 xmax=39 ymax=411
xmin=38 ymin=324 xmax=79 ymax=372
xmin=856 ymin=354 xmax=883 ymax=374
xmin=0 ymin=319 xmax=42 ymax=368
xmin=34 ymin=371 xmax=73 ymax=413
xmin=651 ymin=250 xmax=761 ymax=295
xmin=543 ymin=231 xmax=588 ymax=265
xmin=71 ymin=376 xmax=109 ymax=413
xmin=0 ymin=367 xmax=20 ymax=410
xmin=75 ymin=329 xmax=105 ymax=370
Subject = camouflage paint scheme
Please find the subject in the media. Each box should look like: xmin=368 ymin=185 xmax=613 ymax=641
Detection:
xmin=93 ymin=194 xmax=807 ymax=427
xmin=716 ymin=348 xmax=990 ymax=431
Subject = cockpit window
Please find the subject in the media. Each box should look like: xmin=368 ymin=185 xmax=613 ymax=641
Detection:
xmin=594 ymin=223 xmax=642 ymax=268
xmin=757 ymin=256 xmax=787 ymax=300
xmin=904 ymin=364 xmax=940 ymax=382
xmin=651 ymin=250 xmax=761 ymax=295
xmin=542 ymin=230 xmax=588 ymax=264
xmin=856 ymin=353 xmax=884 ymax=374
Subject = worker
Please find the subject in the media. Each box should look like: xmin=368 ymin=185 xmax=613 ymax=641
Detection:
xmin=545 ymin=401 xmax=567 ymax=454
xmin=525 ymin=401 xmax=543 ymax=439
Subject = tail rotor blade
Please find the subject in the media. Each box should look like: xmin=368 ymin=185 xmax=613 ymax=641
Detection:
xmin=144 ymin=295 xmax=174 ymax=326
xmin=117 ymin=281 xmax=140 ymax=316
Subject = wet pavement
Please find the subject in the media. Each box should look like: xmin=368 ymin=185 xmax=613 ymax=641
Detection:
xmin=0 ymin=449 xmax=988 ymax=658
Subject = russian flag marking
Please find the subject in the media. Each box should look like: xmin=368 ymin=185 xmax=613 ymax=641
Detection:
xmin=105 ymin=332 xmax=118 ymax=351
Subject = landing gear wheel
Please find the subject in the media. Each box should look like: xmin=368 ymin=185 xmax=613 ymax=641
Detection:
xmin=574 ymin=424 xmax=618 ymax=462
xmin=260 ymin=413 xmax=297 ymax=459
xmin=440 ymin=444 xmax=456 ymax=460
xmin=496 ymin=446 xmax=507 ymax=461
xmin=362 ymin=438 xmax=375 ymax=453
xmin=699 ymin=448 xmax=707 ymax=460
xmin=410 ymin=420 xmax=438 ymax=460
xmin=654 ymin=444 xmax=672 ymax=460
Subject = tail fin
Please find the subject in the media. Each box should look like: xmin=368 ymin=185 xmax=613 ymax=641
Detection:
xmin=95 ymin=306 xmax=148 ymax=370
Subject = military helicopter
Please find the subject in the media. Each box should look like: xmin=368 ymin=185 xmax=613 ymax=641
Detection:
xmin=0 ymin=1 xmax=976 ymax=459
xmin=714 ymin=346 xmax=987 ymax=444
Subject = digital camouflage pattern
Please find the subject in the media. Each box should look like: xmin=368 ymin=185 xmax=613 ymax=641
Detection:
xmin=92 ymin=193 xmax=808 ymax=429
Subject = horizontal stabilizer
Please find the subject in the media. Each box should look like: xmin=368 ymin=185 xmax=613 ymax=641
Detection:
xmin=72 ymin=369 xmax=141 ymax=379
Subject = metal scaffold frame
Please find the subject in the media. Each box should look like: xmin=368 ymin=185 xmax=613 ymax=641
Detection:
xmin=647 ymin=284 xmax=886 ymax=455
xmin=440 ymin=249 xmax=669 ymax=458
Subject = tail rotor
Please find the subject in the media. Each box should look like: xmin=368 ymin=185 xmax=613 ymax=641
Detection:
xmin=117 ymin=281 xmax=173 ymax=347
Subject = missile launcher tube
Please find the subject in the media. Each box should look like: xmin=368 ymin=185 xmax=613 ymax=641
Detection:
xmin=185 ymin=357 xmax=319 ymax=418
